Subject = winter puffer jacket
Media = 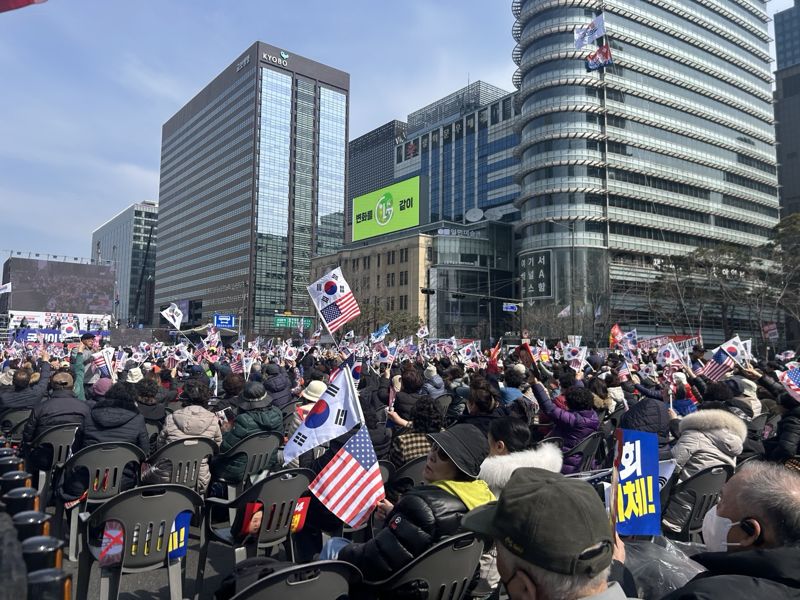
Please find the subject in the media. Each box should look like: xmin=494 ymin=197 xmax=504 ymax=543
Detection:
xmin=393 ymin=391 xmax=427 ymax=421
xmin=422 ymin=374 xmax=447 ymax=400
xmin=338 ymin=479 xmax=495 ymax=582
xmin=63 ymin=398 xmax=150 ymax=498
xmin=663 ymin=409 xmax=746 ymax=532
xmin=155 ymin=404 xmax=222 ymax=493
xmin=213 ymin=403 xmax=283 ymax=482
xmin=620 ymin=397 xmax=670 ymax=441
xmin=479 ymin=445 xmax=563 ymax=497
xmin=768 ymin=404 xmax=800 ymax=462
xmin=534 ymin=383 xmax=599 ymax=474
xmin=0 ymin=361 xmax=51 ymax=410
xmin=263 ymin=372 xmax=293 ymax=409
xmin=21 ymin=389 xmax=91 ymax=471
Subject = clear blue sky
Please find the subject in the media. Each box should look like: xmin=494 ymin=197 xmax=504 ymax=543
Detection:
xmin=0 ymin=0 xmax=791 ymax=259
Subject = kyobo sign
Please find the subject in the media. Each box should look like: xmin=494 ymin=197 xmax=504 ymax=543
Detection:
xmin=262 ymin=50 xmax=290 ymax=67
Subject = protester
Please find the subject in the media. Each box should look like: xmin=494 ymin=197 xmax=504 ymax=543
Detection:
xmin=463 ymin=468 xmax=634 ymax=600
xmin=262 ymin=362 xmax=293 ymax=409
xmin=0 ymin=351 xmax=51 ymax=410
xmin=661 ymin=461 xmax=800 ymax=599
xmin=135 ymin=378 xmax=167 ymax=423
xmin=392 ymin=367 xmax=428 ymax=420
xmin=213 ymin=381 xmax=282 ymax=482
xmin=766 ymin=392 xmax=800 ymax=462
xmin=333 ymin=424 xmax=494 ymax=581
xmin=388 ymin=395 xmax=443 ymax=468
xmin=456 ymin=377 xmax=501 ymax=435
xmin=421 ymin=363 xmax=447 ymax=401
xmin=534 ymin=382 xmax=600 ymax=474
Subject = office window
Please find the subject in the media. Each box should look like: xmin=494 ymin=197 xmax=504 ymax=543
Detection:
xmin=400 ymin=295 xmax=408 ymax=311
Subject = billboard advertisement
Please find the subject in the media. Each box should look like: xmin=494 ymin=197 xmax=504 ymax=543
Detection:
xmin=352 ymin=176 xmax=421 ymax=242
xmin=3 ymin=257 xmax=115 ymax=314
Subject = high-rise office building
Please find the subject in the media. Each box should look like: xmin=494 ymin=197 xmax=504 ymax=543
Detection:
xmin=777 ymin=1 xmax=800 ymax=71
xmin=154 ymin=42 xmax=349 ymax=334
xmin=92 ymin=201 xmax=158 ymax=326
xmin=513 ymin=0 xmax=779 ymax=342
xmin=346 ymin=120 xmax=407 ymax=243
xmin=395 ymin=81 xmax=520 ymax=224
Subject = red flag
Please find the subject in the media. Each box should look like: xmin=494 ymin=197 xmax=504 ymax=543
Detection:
xmin=0 ymin=0 xmax=46 ymax=13
xmin=609 ymin=324 xmax=623 ymax=348
xmin=490 ymin=339 xmax=502 ymax=362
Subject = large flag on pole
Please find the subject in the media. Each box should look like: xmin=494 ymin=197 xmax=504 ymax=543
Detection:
xmin=586 ymin=44 xmax=613 ymax=70
xmin=0 ymin=282 xmax=11 ymax=295
xmin=308 ymin=426 xmax=385 ymax=528
xmin=779 ymin=368 xmax=800 ymax=403
xmin=283 ymin=359 xmax=361 ymax=463
xmin=307 ymin=267 xmax=361 ymax=334
xmin=160 ymin=303 xmax=184 ymax=330
xmin=0 ymin=0 xmax=46 ymax=13
xmin=574 ymin=12 xmax=606 ymax=49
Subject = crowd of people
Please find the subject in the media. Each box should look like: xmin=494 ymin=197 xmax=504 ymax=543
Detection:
xmin=2 ymin=331 xmax=800 ymax=598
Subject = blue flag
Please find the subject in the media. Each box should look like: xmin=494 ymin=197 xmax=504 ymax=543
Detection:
xmin=613 ymin=429 xmax=661 ymax=535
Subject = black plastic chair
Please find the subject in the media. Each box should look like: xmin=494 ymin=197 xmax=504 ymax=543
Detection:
xmin=662 ymin=465 xmax=734 ymax=542
xmin=196 ymin=468 xmax=314 ymax=598
xmin=605 ymin=406 xmax=626 ymax=429
xmin=562 ymin=431 xmax=603 ymax=473
xmin=281 ymin=401 xmax=303 ymax=435
xmin=230 ymin=560 xmax=362 ymax=600
xmin=362 ymin=532 xmax=483 ymax=600
xmin=536 ymin=436 xmax=563 ymax=449
xmin=28 ymin=422 xmax=81 ymax=502
xmin=144 ymin=418 xmax=162 ymax=445
xmin=390 ymin=455 xmax=427 ymax=489
xmin=53 ymin=442 xmax=146 ymax=561
xmin=0 ymin=408 xmax=31 ymax=444
xmin=735 ymin=454 xmax=761 ymax=474
xmin=75 ymin=484 xmax=204 ymax=600
xmin=215 ymin=431 xmax=283 ymax=500
xmin=146 ymin=436 xmax=218 ymax=491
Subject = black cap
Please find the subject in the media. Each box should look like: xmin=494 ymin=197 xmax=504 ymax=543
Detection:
xmin=265 ymin=364 xmax=281 ymax=376
xmin=428 ymin=424 xmax=488 ymax=479
xmin=462 ymin=468 xmax=613 ymax=577
xmin=80 ymin=333 xmax=95 ymax=341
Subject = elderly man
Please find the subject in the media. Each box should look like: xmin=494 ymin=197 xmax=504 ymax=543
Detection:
xmin=661 ymin=461 xmax=800 ymax=599
xmin=463 ymin=467 xmax=634 ymax=600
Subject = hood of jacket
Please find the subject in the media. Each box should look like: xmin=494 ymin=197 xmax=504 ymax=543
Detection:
xmin=679 ymin=408 xmax=748 ymax=442
xmin=172 ymin=404 xmax=218 ymax=435
xmin=592 ymin=393 xmax=614 ymax=412
xmin=90 ymin=401 xmax=140 ymax=428
xmin=432 ymin=478 xmax=495 ymax=511
xmin=424 ymin=374 xmax=444 ymax=391
xmin=264 ymin=372 xmax=290 ymax=392
xmin=479 ymin=445 xmax=563 ymax=494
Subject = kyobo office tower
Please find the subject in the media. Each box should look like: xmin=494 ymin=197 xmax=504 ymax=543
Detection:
xmin=155 ymin=42 xmax=349 ymax=334
xmin=513 ymin=0 xmax=779 ymax=342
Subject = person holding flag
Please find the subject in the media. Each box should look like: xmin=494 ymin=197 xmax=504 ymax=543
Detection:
xmin=327 ymin=424 xmax=494 ymax=581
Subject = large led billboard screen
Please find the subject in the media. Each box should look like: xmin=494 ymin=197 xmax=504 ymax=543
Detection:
xmin=351 ymin=176 xmax=421 ymax=242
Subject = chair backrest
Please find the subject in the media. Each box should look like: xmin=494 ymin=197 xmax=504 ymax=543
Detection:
xmin=367 ymin=532 xmax=483 ymax=600
xmin=605 ymin=407 xmax=626 ymax=429
xmin=30 ymin=423 xmax=81 ymax=468
xmin=232 ymin=468 xmax=314 ymax=548
xmin=563 ymin=432 xmax=603 ymax=472
xmin=86 ymin=484 xmax=203 ymax=571
xmin=221 ymin=431 xmax=282 ymax=480
xmin=666 ymin=465 xmax=733 ymax=538
xmin=281 ymin=401 xmax=303 ymax=432
xmin=144 ymin=419 xmax=162 ymax=440
xmin=391 ymin=455 xmax=427 ymax=489
xmin=231 ymin=560 xmax=362 ymax=600
xmin=63 ymin=442 xmax=146 ymax=502
xmin=147 ymin=436 xmax=218 ymax=490
xmin=537 ymin=436 xmax=563 ymax=449
xmin=0 ymin=409 xmax=31 ymax=440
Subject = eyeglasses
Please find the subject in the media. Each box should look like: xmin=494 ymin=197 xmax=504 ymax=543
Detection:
xmin=430 ymin=442 xmax=450 ymax=462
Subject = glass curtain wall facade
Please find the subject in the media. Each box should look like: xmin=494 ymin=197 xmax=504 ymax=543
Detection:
xmin=396 ymin=84 xmax=520 ymax=224
xmin=513 ymin=0 xmax=779 ymax=342
xmin=91 ymin=201 xmax=157 ymax=327
xmin=156 ymin=42 xmax=349 ymax=334
xmin=777 ymin=1 xmax=800 ymax=70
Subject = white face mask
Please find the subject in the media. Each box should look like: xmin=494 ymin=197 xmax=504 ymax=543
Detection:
xmin=702 ymin=505 xmax=741 ymax=552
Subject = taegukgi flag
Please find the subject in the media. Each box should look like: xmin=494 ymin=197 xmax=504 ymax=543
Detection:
xmin=575 ymin=12 xmax=606 ymax=49
xmin=307 ymin=267 xmax=361 ymax=333
xmin=161 ymin=303 xmax=184 ymax=330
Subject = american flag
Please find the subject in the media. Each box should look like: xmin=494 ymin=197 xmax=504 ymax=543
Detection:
xmin=230 ymin=356 xmax=244 ymax=374
xmin=308 ymin=267 xmax=361 ymax=334
xmin=618 ymin=360 xmax=631 ymax=381
xmin=700 ymin=349 xmax=735 ymax=382
xmin=779 ymin=369 xmax=800 ymax=403
xmin=308 ymin=426 xmax=385 ymax=527
xmin=319 ymin=292 xmax=360 ymax=332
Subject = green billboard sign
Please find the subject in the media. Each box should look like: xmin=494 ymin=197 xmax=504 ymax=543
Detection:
xmin=352 ymin=176 xmax=421 ymax=241
xmin=272 ymin=315 xmax=314 ymax=329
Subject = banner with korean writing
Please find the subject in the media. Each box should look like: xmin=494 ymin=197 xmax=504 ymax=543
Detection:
xmin=612 ymin=429 xmax=661 ymax=535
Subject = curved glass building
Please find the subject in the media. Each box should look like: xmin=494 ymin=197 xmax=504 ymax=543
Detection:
xmin=513 ymin=0 xmax=779 ymax=340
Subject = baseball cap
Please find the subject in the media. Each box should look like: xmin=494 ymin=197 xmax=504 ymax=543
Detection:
xmin=462 ymin=467 xmax=613 ymax=577
xmin=80 ymin=333 xmax=95 ymax=342
xmin=428 ymin=424 xmax=488 ymax=479
xmin=51 ymin=372 xmax=74 ymax=388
